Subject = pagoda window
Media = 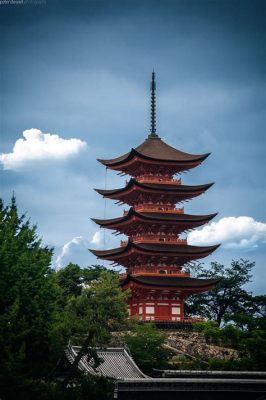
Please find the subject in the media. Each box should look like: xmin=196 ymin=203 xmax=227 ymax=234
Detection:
xmin=159 ymin=270 xmax=167 ymax=274
xmin=172 ymin=306 xmax=181 ymax=315
xmin=138 ymin=306 xmax=143 ymax=315
xmin=146 ymin=306 xmax=155 ymax=314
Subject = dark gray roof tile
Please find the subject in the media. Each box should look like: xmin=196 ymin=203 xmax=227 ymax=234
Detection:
xmin=65 ymin=346 xmax=147 ymax=380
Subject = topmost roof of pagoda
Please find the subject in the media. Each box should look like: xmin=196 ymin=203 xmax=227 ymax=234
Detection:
xmin=98 ymin=136 xmax=210 ymax=168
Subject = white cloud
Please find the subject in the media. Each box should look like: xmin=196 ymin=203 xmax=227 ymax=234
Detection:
xmin=90 ymin=230 xmax=103 ymax=246
xmin=188 ymin=216 xmax=266 ymax=249
xmin=0 ymin=128 xmax=87 ymax=170
xmin=55 ymin=231 xmax=104 ymax=269
xmin=56 ymin=236 xmax=90 ymax=269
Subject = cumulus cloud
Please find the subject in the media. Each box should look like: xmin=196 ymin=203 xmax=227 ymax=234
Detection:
xmin=188 ymin=216 xmax=266 ymax=249
xmin=90 ymin=230 xmax=103 ymax=246
xmin=0 ymin=128 xmax=87 ymax=169
xmin=56 ymin=236 xmax=91 ymax=269
xmin=55 ymin=231 xmax=104 ymax=269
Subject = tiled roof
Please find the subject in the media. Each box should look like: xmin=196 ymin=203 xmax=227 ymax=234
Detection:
xmin=95 ymin=179 xmax=213 ymax=196
xmin=120 ymin=274 xmax=220 ymax=288
xmin=65 ymin=346 xmax=147 ymax=380
xmin=91 ymin=209 xmax=218 ymax=226
xmin=89 ymin=242 xmax=220 ymax=258
xmin=98 ymin=137 xmax=209 ymax=166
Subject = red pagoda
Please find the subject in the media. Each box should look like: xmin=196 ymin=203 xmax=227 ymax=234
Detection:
xmin=90 ymin=72 xmax=220 ymax=323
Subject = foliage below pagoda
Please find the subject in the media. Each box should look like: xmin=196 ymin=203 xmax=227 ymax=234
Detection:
xmin=123 ymin=322 xmax=172 ymax=374
xmin=0 ymin=197 xmax=128 ymax=400
xmin=184 ymin=260 xmax=257 ymax=326
xmin=182 ymin=260 xmax=266 ymax=371
xmin=0 ymin=196 xmax=60 ymax=382
xmin=185 ymin=316 xmax=266 ymax=371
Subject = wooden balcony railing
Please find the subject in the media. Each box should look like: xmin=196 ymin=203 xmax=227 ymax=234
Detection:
xmin=143 ymin=316 xmax=205 ymax=323
xmin=133 ymin=205 xmax=184 ymax=214
xmin=125 ymin=271 xmax=190 ymax=277
xmin=136 ymin=176 xmax=181 ymax=185
xmin=130 ymin=235 xmax=187 ymax=245
xmin=121 ymin=236 xmax=187 ymax=246
xmin=119 ymin=271 xmax=191 ymax=281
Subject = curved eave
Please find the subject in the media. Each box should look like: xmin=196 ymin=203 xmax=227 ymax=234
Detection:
xmin=120 ymin=274 xmax=221 ymax=289
xmin=97 ymin=138 xmax=210 ymax=167
xmin=136 ymin=243 xmax=220 ymax=255
xmin=91 ymin=211 xmax=218 ymax=228
xmin=89 ymin=246 xmax=128 ymax=258
xmin=91 ymin=216 xmax=127 ymax=226
xmin=98 ymin=150 xmax=210 ymax=167
xmin=94 ymin=180 xmax=214 ymax=197
xmin=89 ymin=242 xmax=220 ymax=259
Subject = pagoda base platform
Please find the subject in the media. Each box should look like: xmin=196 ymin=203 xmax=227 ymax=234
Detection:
xmin=149 ymin=321 xmax=193 ymax=330
xmin=141 ymin=317 xmax=204 ymax=330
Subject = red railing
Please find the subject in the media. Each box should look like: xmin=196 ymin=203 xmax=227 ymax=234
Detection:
xmin=132 ymin=235 xmax=187 ymax=244
xmin=134 ymin=205 xmax=184 ymax=214
xmin=123 ymin=270 xmax=190 ymax=277
xmin=142 ymin=316 xmax=205 ymax=324
xmin=121 ymin=236 xmax=187 ymax=246
xmin=136 ymin=176 xmax=181 ymax=185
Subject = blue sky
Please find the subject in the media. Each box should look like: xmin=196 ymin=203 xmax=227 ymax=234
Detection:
xmin=0 ymin=0 xmax=265 ymax=293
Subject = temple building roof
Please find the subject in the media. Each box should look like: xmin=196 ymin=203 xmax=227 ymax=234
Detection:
xmin=120 ymin=274 xmax=220 ymax=289
xmin=65 ymin=345 xmax=147 ymax=380
xmin=98 ymin=137 xmax=209 ymax=168
xmin=92 ymin=208 xmax=217 ymax=228
xmin=95 ymin=179 xmax=213 ymax=205
xmin=89 ymin=242 xmax=220 ymax=267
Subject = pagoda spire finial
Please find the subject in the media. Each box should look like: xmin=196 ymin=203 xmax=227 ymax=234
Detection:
xmin=149 ymin=70 xmax=159 ymax=138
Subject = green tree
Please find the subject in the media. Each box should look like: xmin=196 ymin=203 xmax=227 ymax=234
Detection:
xmin=195 ymin=319 xmax=266 ymax=371
xmin=124 ymin=322 xmax=171 ymax=374
xmin=0 ymin=197 xmax=129 ymax=398
xmin=56 ymin=263 xmax=83 ymax=297
xmin=54 ymin=270 xmax=129 ymax=387
xmin=185 ymin=259 xmax=255 ymax=326
xmin=226 ymin=295 xmax=266 ymax=331
xmin=0 ymin=197 xmax=61 ymax=387
xmin=55 ymin=263 xmax=113 ymax=299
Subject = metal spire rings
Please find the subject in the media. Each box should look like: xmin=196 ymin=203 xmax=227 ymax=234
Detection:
xmin=149 ymin=71 xmax=158 ymax=138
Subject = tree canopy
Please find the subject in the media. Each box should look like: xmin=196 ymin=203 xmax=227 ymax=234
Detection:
xmin=185 ymin=260 xmax=256 ymax=326
xmin=0 ymin=197 xmax=128 ymax=399
xmin=0 ymin=196 xmax=60 ymax=383
xmin=55 ymin=263 xmax=113 ymax=298
xmin=124 ymin=322 xmax=171 ymax=373
xmin=183 ymin=260 xmax=266 ymax=371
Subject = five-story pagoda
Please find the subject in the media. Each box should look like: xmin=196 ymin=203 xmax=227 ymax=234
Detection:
xmin=90 ymin=72 xmax=220 ymax=323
